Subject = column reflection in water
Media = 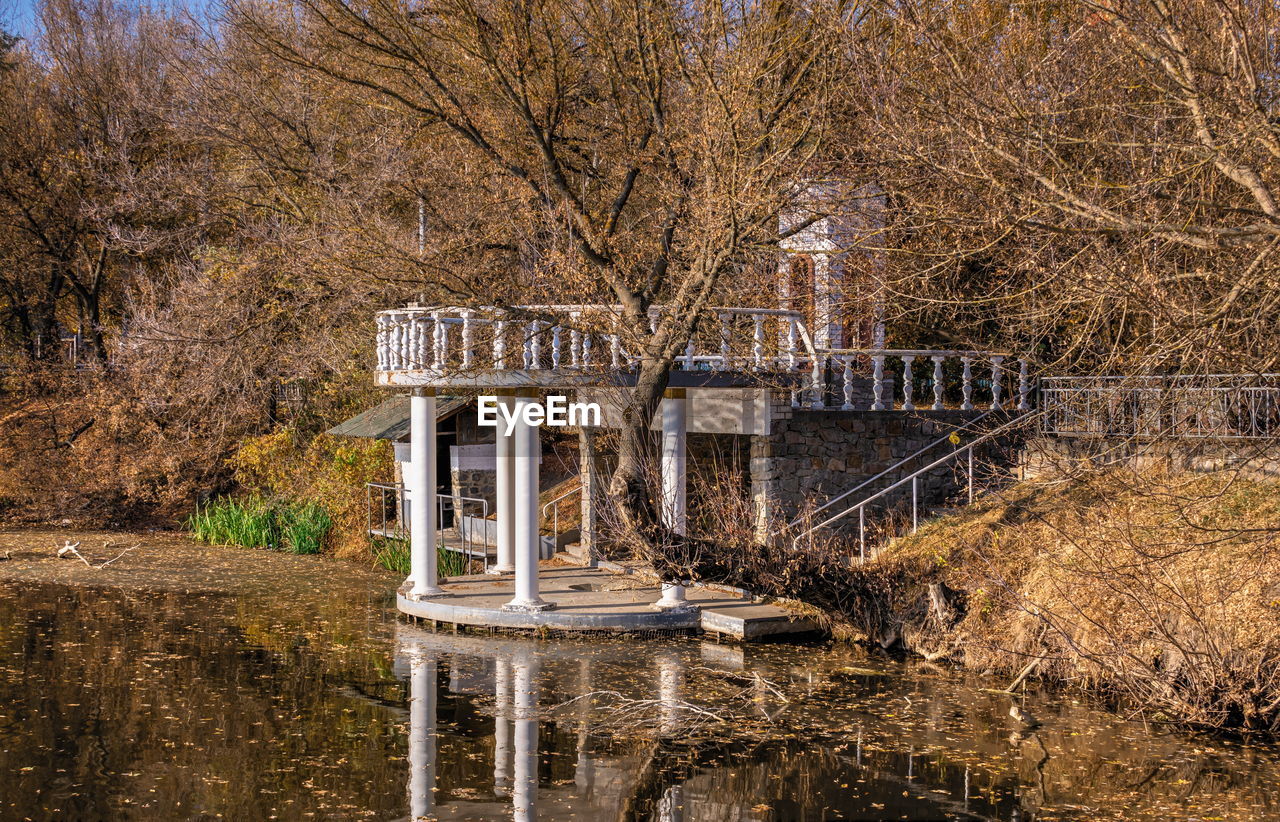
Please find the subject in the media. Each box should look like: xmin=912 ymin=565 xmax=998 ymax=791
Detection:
xmin=493 ymin=655 xmax=513 ymax=798
xmin=408 ymin=651 xmax=437 ymax=820
xmin=658 ymin=652 xmax=683 ymax=737
xmin=573 ymin=657 xmax=594 ymax=794
xmin=658 ymin=785 xmax=685 ymax=822
xmin=512 ymin=652 xmax=540 ymax=822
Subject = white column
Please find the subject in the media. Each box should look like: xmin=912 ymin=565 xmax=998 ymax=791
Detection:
xmin=493 ymin=656 xmax=513 ymax=797
xmin=408 ymin=390 xmax=445 ymax=598
xmin=504 ymin=391 xmax=553 ymax=612
xmin=408 ymin=651 xmax=437 ymax=820
xmin=489 ymin=393 xmax=516 ymax=575
xmin=655 ymin=390 xmax=694 ymax=611
xmin=513 ymin=653 xmax=539 ymax=822
xmin=813 ymin=253 xmax=836 ymax=349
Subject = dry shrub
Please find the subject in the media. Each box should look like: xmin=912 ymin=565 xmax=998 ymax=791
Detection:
xmin=892 ymin=464 xmax=1280 ymax=733
xmin=0 ymin=368 xmax=231 ymax=526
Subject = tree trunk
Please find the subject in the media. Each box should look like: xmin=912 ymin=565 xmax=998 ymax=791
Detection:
xmin=608 ymin=356 xmax=672 ymax=548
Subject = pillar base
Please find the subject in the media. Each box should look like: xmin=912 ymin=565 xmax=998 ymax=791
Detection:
xmin=653 ymin=581 xmax=697 ymax=612
xmin=652 ymin=599 xmax=700 ymax=613
xmin=486 ymin=564 xmax=515 ymax=576
xmin=501 ymin=599 xmax=557 ymax=613
xmin=406 ymin=580 xmax=449 ymax=600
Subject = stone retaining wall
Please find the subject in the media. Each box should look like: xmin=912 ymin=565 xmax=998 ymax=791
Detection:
xmin=752 ymin=409 xmax=1007 ymax=530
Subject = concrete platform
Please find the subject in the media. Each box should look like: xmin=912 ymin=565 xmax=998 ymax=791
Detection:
xmin=397 ymin=565 xmax=817 ymax=639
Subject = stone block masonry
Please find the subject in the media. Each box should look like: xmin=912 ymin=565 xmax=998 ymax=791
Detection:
xmin=756 ymin=409 xmax=1006 ymax=527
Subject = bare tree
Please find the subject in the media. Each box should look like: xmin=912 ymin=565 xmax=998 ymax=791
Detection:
xmin=230 ymin=0 xmax=857 ymax=541
xmin=860 ymin=0 xmax=1280 ymax=371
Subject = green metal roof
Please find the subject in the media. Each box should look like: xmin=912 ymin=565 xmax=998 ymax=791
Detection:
xmin=326 ymin=395 xmax=469 ymax=441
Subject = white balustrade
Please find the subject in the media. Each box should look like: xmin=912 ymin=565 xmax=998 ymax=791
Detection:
xmin=871 ymin=355 xmax=886 ymax=410
xmin=494 ymin=320 xmax=506 ymax=370
xmin=718 ymin=314 xmax=730 ymax=371
xmin=961 ymin=356 xmax=974 ymax=410
xmin=932 ymin=356 xmax=945 ymax=410
xmin=461 ymin=309 xmax=474 ymax=369
xmin=752 ymin=315 xmax=765 ymax=369
xmin=372 ymin=307 xmax=1032 ymax=419
xmin=391 ymin=319 xmax=404 ymax=370
xmin=902 ymin=355 xmax=916 ymax=411
xmin=430 ymin=312 xmax=442 ymax=368
xmin=375 ymin=316 xmax=387 ymax=370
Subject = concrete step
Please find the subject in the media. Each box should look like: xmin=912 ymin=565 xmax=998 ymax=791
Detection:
xmin=555 ymin=541 xmax=591 ymax=564
xmin=699 ymin=601 xmax=818 ymax=640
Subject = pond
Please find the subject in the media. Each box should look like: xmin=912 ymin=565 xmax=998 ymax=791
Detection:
xmin=0 ymin=530 xmax=1277 ymax=821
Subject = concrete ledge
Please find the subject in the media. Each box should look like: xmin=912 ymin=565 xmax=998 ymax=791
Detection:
xmin=396 ymin=566 xmax=819 ymax=639
xmin=397 ymin=592 xmax=702 ymax=631
xmin=396 ymin=567 xmax=707 ymax=633
xmin=700 ymin=603 xmax=819 ymax=639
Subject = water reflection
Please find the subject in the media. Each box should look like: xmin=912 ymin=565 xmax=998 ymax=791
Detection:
xmin=393 ymin=624 xmax=1025 ymax=821
xmin=2 ymin=563 xmax=1279 ymax=821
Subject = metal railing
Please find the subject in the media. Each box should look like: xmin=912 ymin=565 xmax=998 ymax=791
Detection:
xmin=366 ymin=482 xmax=492 ymax=570
xmin=541 ymin=483 xmax=582 ymax=556
xmin=784 ymin=408 xmax=998 ymax=532
xmin=1041 ymin=374 xmax=1280 ymax=440
xmin=790 ymin=409 xmax=1039 ymax=560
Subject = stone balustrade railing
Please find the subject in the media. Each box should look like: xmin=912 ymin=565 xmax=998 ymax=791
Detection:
xmin=375 ymin=305 xmax=819 ymax=375
xmin=819 ymin=350 xmax=1033 ymax=412
xmin=375 ymin=305 xmax=1032 ymax=411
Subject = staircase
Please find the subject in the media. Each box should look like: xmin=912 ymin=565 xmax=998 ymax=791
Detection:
xmin=787 ymin=409 xmax=1041 ymax=560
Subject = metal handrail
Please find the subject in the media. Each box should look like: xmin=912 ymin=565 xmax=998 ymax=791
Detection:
xmin=541 ymin=482 xmax=582 ymax=555
xmin=791 ymin=408 xmax=1043 ymax=560
xmin=784 ymin=408 xmax=998 ymax=530
xmin=443 ymin=493 xmax=491 ymax=570
xmin=366 ymin=482 xmax=491 ymax=571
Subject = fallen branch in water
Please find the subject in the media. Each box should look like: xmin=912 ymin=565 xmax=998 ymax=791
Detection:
xmin=552 ymin=688 xmax=729 ymax=731
xmin=56 ymin=540 xmax=141 ymax=569
xmin=97 ymin=543 xmax=141 ymax=567
xmin=57 ymin=541 xmax=92 ymax=567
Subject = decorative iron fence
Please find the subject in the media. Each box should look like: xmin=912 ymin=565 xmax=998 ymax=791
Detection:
xmin=1040 ymin=375 xmax=1280 ymax=440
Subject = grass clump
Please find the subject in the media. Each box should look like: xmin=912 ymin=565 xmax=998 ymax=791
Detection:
xmin=188 ymin=496 xmax=333 ymax=555
xmin=371 ymin=535 xmax=467 ymax=578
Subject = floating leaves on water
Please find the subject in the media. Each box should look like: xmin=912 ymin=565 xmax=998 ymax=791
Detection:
xmin=0 ymin=529 xmax=1278 ymax=820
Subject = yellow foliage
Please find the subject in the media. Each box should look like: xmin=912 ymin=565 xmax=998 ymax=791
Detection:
xmin=228 ymin=428 xmax=395 ymax=559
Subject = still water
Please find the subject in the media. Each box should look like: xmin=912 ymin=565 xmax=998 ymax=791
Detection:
xmin=0 ymin=536 xmax=1278 ymax=821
